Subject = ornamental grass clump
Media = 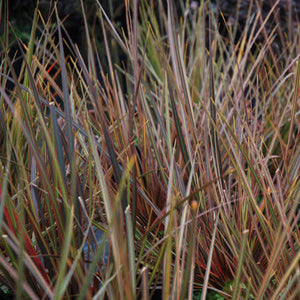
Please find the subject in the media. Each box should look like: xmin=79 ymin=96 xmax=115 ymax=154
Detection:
xmin=0 ymin=0 xmax=299 ymax=299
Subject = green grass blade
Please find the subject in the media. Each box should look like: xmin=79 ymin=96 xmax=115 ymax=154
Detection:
xmin=125 ymin=206 xmax=136 ymax=298
xmin=53 ymin=205 xmax=74 ymax=300
xmin=232 ymin=230 xmax=249 ymax=300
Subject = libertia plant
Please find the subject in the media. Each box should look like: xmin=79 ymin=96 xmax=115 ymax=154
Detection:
xmin=0 ymin=0 xmax=299 ymax=299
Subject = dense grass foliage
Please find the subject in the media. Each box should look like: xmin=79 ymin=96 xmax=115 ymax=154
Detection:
xmin=0 ymin=0 xmax=299 ymax=299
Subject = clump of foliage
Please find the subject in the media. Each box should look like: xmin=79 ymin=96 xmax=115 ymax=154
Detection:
xmin=0 ymin=0 xmax=299 ymax=299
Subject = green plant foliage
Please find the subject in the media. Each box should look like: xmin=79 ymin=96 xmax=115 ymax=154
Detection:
xmin=0 ymin=0 xmax=299 ymax=299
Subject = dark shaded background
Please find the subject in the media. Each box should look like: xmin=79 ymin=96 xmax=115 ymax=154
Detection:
xmin=3 ymin=0 xmax=300 ymax=99
xmin=7 ymin=0 xmax=300 ymax=51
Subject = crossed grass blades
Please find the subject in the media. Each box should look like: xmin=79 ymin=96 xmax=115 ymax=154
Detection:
xmin=0 ymin=0 xmax=299 ymax=299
